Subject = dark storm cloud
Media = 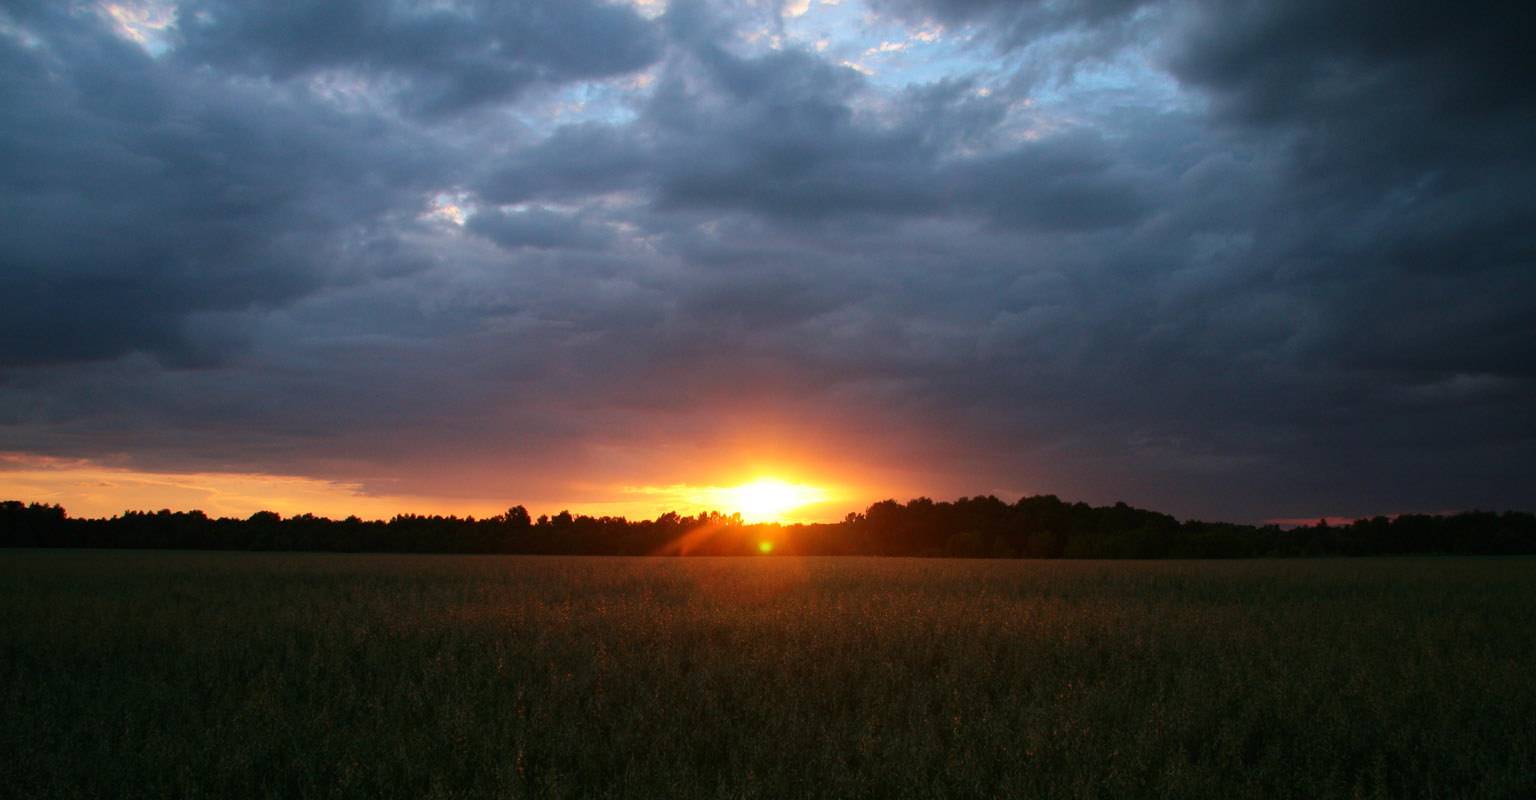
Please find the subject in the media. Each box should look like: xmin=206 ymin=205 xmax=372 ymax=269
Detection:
xmin=476 ymin=21 xmax=952 ymax=222
xmin=1161 ymin=0 xmax=1536 ymax=393
xmin=843 ymin=0 xmax=1536 ymax=517
xmin=476 ymin=123 xmax=651 ymax=204
xmin=639 ymin=9 xmax=1153 ymax=230
xmin=175 ymin=0 xmax=662 ymax=115
xmin=955 ymin=131 xmax=1156 ymax=232
xmin=0 ymin=4 xmax=442 ymax=367
xmin=480 ymin=9 xmax=1147 ymax=232
xmin=645 ymin=44 xmax=944 ymax=221
xmin=1170 ymin=0 xmax=1536 ymax=131
xmin=2 ymin=0 xmax=1532 ymax=521
xmin=466 ymin=207 xmax=614 ymax=251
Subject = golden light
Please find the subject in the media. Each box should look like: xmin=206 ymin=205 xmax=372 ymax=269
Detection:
xmin=758 ymin=540 xmax=774 ymax=553
xmin=0 ymin=453 xmax=510 ymax=521
xmin=620 ymin=473 xmax=848 ymax=525
xmin=720 ymin=477 xmax=829 ymax=522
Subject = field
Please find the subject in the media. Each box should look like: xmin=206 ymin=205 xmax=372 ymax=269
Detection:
xmin=2 ymin=553 xmax=1533 ymax=798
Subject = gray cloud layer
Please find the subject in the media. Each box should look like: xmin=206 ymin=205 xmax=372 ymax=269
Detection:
xmin=1 ymin=0 xmax=1531 ymax=521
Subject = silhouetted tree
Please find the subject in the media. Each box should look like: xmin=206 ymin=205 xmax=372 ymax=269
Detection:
xmin=3 ymin=498 xmax=1531 ymax=558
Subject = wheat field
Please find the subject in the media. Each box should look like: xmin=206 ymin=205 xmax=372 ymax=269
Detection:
xmin=2 ymin=552 xmax=1532 ymax=798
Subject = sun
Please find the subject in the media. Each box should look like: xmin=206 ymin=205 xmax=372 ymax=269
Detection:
xmin=721 ymin=477 xmax=828 ymax=522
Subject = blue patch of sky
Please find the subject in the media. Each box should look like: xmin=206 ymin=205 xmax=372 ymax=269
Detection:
xmin=771 ymin=1 xmax=1193 ymax=132
xmin=534 ymin=75 xmax=651 ymax=129
xmin=778 ymin=0 xmax=988 ymax=90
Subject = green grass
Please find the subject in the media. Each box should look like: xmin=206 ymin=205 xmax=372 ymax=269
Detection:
xmin=2 ymin=553 xmax=1533 ymax=799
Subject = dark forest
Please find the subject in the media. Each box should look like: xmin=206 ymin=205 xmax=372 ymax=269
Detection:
xmin=4 ymin=496 xmax=1533 ymax=558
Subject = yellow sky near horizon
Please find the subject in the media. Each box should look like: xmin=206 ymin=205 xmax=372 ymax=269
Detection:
xmin=0 ymin=453 xmax=854 ymax=524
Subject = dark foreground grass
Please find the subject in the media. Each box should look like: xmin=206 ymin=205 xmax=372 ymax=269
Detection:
xmin=1 ymin=553 xmax=1532 ymax=799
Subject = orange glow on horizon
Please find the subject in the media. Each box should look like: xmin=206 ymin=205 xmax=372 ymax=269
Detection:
xmin=0 ymin=453 xmax=504 ymax=521
xmin=617 ymin=473 xmax=847 ymax=523
xmin=0 ymin=453 xmax=870 ymax=525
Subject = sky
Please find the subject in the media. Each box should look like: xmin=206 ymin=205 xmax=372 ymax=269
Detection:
xmin=1 ymin=0 xmax=1532 ymax=525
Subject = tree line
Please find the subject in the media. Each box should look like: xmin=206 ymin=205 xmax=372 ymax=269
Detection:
xmin=2 ymin=495 xmax=1534 ymax=558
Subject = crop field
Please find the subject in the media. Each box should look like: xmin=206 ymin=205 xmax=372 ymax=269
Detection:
xmin=2 ymin=552 xmax=1533 ymax=799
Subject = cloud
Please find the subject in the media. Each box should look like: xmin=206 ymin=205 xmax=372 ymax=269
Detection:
xmin=0 ymin=5 xmax=446 ymax=367
xmin=955 ymin=130 xmax=1156 ymax=231
xmin=466 ymin=207 xmax=614 ymax=251
xmin=1158 ymin=0 xmax=1536 ymax=394
xmin=868 ymin=0 xmax=1161 ymax=70
xmin=1 ymin=0 xmax=1532 ymax=523
xmin=174 ymin=0 xmax=664 ymax=116
xmin=476 ymin=122 xmax=652 ymax=204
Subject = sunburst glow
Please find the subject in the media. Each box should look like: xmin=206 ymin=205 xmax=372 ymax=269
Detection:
xmin=720 ymin=478 xmax=829 ymax=522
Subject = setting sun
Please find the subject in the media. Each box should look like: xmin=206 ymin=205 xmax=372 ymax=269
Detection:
xmin=721 ymin=478 xmax=829 ymax=522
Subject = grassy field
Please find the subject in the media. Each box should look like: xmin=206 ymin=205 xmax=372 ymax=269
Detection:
xmin=1 ymin=553 xmax=1532 ymax=799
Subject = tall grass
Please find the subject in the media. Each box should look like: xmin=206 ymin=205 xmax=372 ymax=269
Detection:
xmin=2 ymin=552 xmax=1532 ymax=798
